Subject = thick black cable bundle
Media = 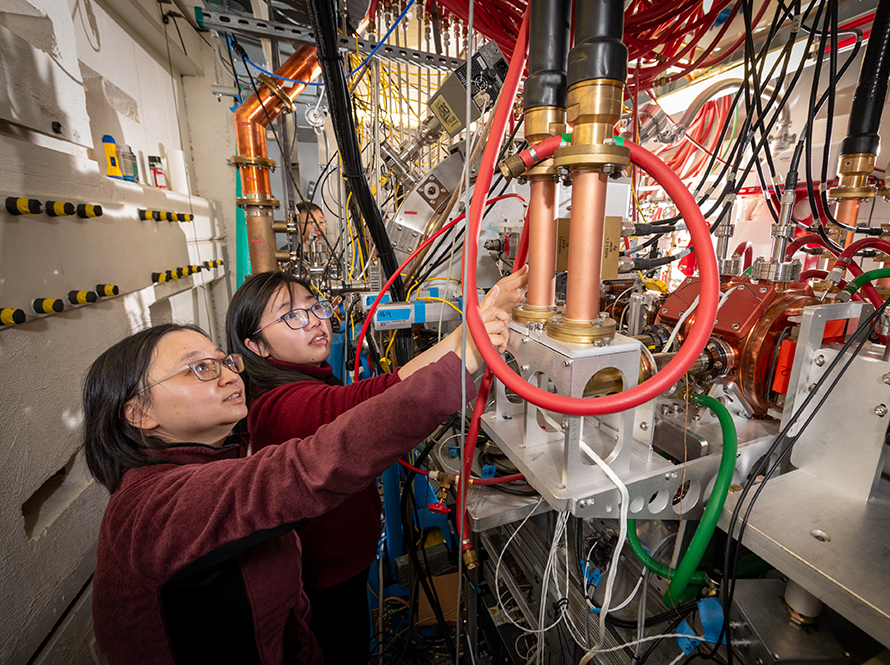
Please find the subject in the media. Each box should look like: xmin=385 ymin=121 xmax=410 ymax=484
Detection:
xmin=306 ymin=1 xmax=413 ymax=364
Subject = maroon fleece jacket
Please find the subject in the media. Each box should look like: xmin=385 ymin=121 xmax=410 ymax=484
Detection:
xmin=92 ymin=353 xmax=476 ymax=665
xmin=247 ymin=360 xmax=400 ymax=590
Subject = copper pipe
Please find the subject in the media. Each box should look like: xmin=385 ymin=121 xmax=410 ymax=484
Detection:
xmin=527 ymin=178 xmax=558 ymax=307
xmin=564 ymin=169 xmax=608 ymax=321
xmin=836 ymin=199 xmax=861 ymax=248
xmin=246 ymin=209 xmax=279 ymax=273
xmin=232 ymin=45 xmax=320 ymax=275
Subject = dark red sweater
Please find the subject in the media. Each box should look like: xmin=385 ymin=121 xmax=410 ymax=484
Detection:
xmin=92 ymin=354 xmax=475 ymax=665
xmin=248 ymin=360 xmax=401 ymax=589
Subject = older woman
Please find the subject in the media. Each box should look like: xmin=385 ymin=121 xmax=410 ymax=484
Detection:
xmin=83 ymin=320 xmax=506 ymax=664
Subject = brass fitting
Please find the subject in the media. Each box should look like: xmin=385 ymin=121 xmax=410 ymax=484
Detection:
xmin=828 ymin=153 xmax=877 ymax=200
xmin=435 ymin=472 xmax=457 ymax=502
xmin=498 ymin=107 xmax=567 ymax=180
xmin=512 ymin=303 xmax=560 ymax=325
xmin=553 ymin=79 xmax=629 ymax=172
xmin=546 ymin=313 xmax=617 ymax=345
xmin=462 ymin=547 xmax=479 ymax=570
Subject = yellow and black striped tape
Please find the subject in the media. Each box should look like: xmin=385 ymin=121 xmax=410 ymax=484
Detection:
xmin=46 ymin=201 xmax=76 ymax=217
xmin=157 ymin=211 xmax=170 ymax=222
xmin=138 ymin=209 xmax=153 ymax=221
xmin=77 ymin=204 xmax=102 ymax=218
xmin=151 ymin=272 xmax=167 ymax=283
xmin=96 ymin=284 xmax=119 ymax=297
xmin=0 ymin=308 xmax=25 ymax=325
xmin=5 ymin=197 xmax=42 ymax=215
xmin=67 ymin=290 xmax=98 ymax=304
xmin=32 ymin=298 xmax=63 ymax=314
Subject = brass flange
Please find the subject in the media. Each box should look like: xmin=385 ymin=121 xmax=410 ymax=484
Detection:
xmin=525 ymin=106 xmax=567 ymax=144
xmin=828 ymin=152 xmax=876 ymax=199
xmin=546 ymin=314 xmax=617 ymax=345
xmin=257 ymin=73 xmax=296 ymax=114
xmin=230 ymin=154 xmax=278 ymax=170
xmin=512 ymin=303 xmax=559 ymax=324
xmin=237 ymin=197 xmax=280 ymax=208
xmin=553 ymin=143 xmax=630 ymax=171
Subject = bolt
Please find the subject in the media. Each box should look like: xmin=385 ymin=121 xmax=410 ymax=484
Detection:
xmin=557 ymin=483 xmax=565 ymax=489
xmin=875 ymin=404 xmax=887 ymax=417
xmin=686 ymin=277 xmax=694 ymax=284
xmin=578 ymin=499 xmax=588 ymax=508
xmin=502 ymin=414 xmax=512 ymax=420
xmin=564 ymin=360 xmax=572 ymax=366
xmin=883 ymin=373 xmax=890 ymax=385
xmin=731 ymin=323 xmax=740 ymax=330
xmin=737 ymin=285 xmax=745 ymax=291
xmin=815 ymin=356 xmax=825 ymax=366
xmin=640 ymin=421 xmax=649 ymax=431
xmin=601 ymin=164 xmax=616 ymax=174
xmin=759 ymin=287 xmax=768 ymax=293
xmin=807 ymin=383 xmax=816 ymax=392
xmin=679 ymin=311 xmax=685 ymax=317
xmin=665 ymin=472 xmax=678 ymax=480
xmin=51 ymin=121 xmax=62 ymax=134
xmin=661 ymin=307 xmax=669 ymax=313
xmin=520 ymin=365 xmax=529 ymax=372
xmin=521 ymin=337 xmax=529 ymax=344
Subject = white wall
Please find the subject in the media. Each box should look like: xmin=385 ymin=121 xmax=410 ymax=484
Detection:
xmin=0 ymin=0 xmax=233 ymax=661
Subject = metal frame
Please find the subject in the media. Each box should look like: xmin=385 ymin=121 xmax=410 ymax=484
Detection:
xmin=197 ymin=7 xmax=464 ymax=72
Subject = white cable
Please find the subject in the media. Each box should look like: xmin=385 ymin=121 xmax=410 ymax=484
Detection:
xmin=661 ymin=286 xmax=734 ymax=352
xmin=582 ymin=448 xmax=630 ymax=653
xmin=667 ymin=651 xmax=688 ymax=665
xmin=591 ymin=574 xmax=644 ymax=615
xmin=579 ymin=633 xmax=699 ymax=663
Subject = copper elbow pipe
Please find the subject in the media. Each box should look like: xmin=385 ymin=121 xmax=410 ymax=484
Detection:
xmin=527 ymin=179 xmax=558 ymax=307
xmin=234 ymin=45 xmax=320 ymax=200
xmin=564 ymin=170 xmax=608 ymax=321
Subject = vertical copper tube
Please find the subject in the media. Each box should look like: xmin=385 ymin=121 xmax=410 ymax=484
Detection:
xmin=527 ymin=179 xmax=558 ymax=307
xmin=245 ymin=209 xmax=278 ymax=273
xmin=837 ymin=199 xmax=862 ymax=248
xmin=564 ymin=169 xmax=608 ymax=321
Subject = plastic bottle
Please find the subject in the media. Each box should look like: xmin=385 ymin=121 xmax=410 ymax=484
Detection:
xmin=148 ymin=156 xmax=167 ymax=189
xmin=102 ymin=135 xmax=123 ymax=180
xmin=119 ymin=144 xmax=138 ymax=183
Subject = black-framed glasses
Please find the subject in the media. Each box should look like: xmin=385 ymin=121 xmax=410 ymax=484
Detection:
xmin=252 ymin=300 xmax=334 ymax=336
xmin=141 ymin=354 xmax=244 ymax=392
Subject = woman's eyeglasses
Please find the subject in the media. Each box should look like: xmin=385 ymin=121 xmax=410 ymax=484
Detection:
xmin=141 ymin=354 xmax=244 ymax=392
xmin=252 ymin=300 xmax=334 ymax=336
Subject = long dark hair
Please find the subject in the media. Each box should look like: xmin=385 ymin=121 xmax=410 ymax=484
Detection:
xmin=225 ymin=271 xmax=329 ymax=404
xmin=82 ymin=323 xmax=207 ymax=493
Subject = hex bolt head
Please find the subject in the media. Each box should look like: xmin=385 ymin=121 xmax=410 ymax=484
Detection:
xmin=815 ymin=356 xmax=825 ymax=366
xmin=759 ymin=287 xmax=768 ymax=293
xmin=578 ymin=500 xmax=588 ymax=508
xmin=731 ymin=323 xmax=740 ymax=330
xmin=807 ymin=383 xmax=816 ymax=392
xmin=876 ymin=404 xmax=887 ymax=417
xmin=639 ymin=421 xmax=649 ymax=431
xmin=883 ymin=373 xmax=890 ymax=385
xmin=661 ymin=307 xmax=669 ymax=313
xmin=520 ymin=365 xmax=529 ymax=372
xmin=564 ymin=360 xmax=572 ymax=366
xmin=521 ymin=337 xmax=529 ymax=344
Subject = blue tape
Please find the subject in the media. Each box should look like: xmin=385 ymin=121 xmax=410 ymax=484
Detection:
xmin=676 ymin=620 xmax=702 ymax=655
xmin=481 ymin=464 xmax=496 ymax=479
xmin=414 ymin=300 xmax=425 ymax=323
xmin=377 ymin=308 xmax=410 ymax=321
xmin=447 ymin=446 xmax=460 ymax=458
xmin=698 ymin=597 xmax=727 ymax=645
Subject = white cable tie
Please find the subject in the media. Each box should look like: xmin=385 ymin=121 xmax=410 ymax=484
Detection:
xmin=819 ymin=182 xmax=827 ymax=193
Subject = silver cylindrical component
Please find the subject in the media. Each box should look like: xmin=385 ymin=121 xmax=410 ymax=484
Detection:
xmin=785 ymin=579 xmax=823 ymax=624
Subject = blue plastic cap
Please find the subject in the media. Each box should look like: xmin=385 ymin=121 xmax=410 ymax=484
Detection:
xmin=102 ymin=134 xmax=116 ymax=144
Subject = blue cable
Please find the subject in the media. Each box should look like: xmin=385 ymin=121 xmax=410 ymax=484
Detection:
xmin=236 ymin=0 xmax=416 ymax=85
xmin=346 ymin=0 xmax=415 ymax=77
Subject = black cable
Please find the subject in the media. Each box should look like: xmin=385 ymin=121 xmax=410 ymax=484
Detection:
xmin=712 ymin=297 xmax=890 ymax=664
xmin=400 ymin=430 xmax=458 ymax=664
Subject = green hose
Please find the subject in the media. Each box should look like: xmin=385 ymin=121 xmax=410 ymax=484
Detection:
xmin=626 ymin=393 xmax=739 ymax=607
xmin=843 ymin=267 xmax=890 ymax=296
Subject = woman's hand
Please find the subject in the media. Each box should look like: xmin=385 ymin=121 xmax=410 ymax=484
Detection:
xmin=491 ymin=265 xmax=529 ymax=312
xmin=463 ymin=286 xmax=511 ymax=373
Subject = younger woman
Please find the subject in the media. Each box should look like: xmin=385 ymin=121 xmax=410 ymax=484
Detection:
xmin=226 ymin=270 xmax=526 ymax=662
xmin=84 ymin=322 xmax=504 ymax=664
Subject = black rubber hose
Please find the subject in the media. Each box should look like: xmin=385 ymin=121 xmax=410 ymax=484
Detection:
xmin=525 ymin=0 xmax=571 ymax=109
xmin=307 ymin=1 xmax=405 ymax=302
xmin=567 ymin=0 xmax=627 ymax=86
xmin=839 ymin=0 xmax=890 ymax=156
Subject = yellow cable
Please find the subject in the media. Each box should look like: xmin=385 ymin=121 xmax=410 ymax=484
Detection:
xmin=418 ymin=296 xmax=462 ymax=316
